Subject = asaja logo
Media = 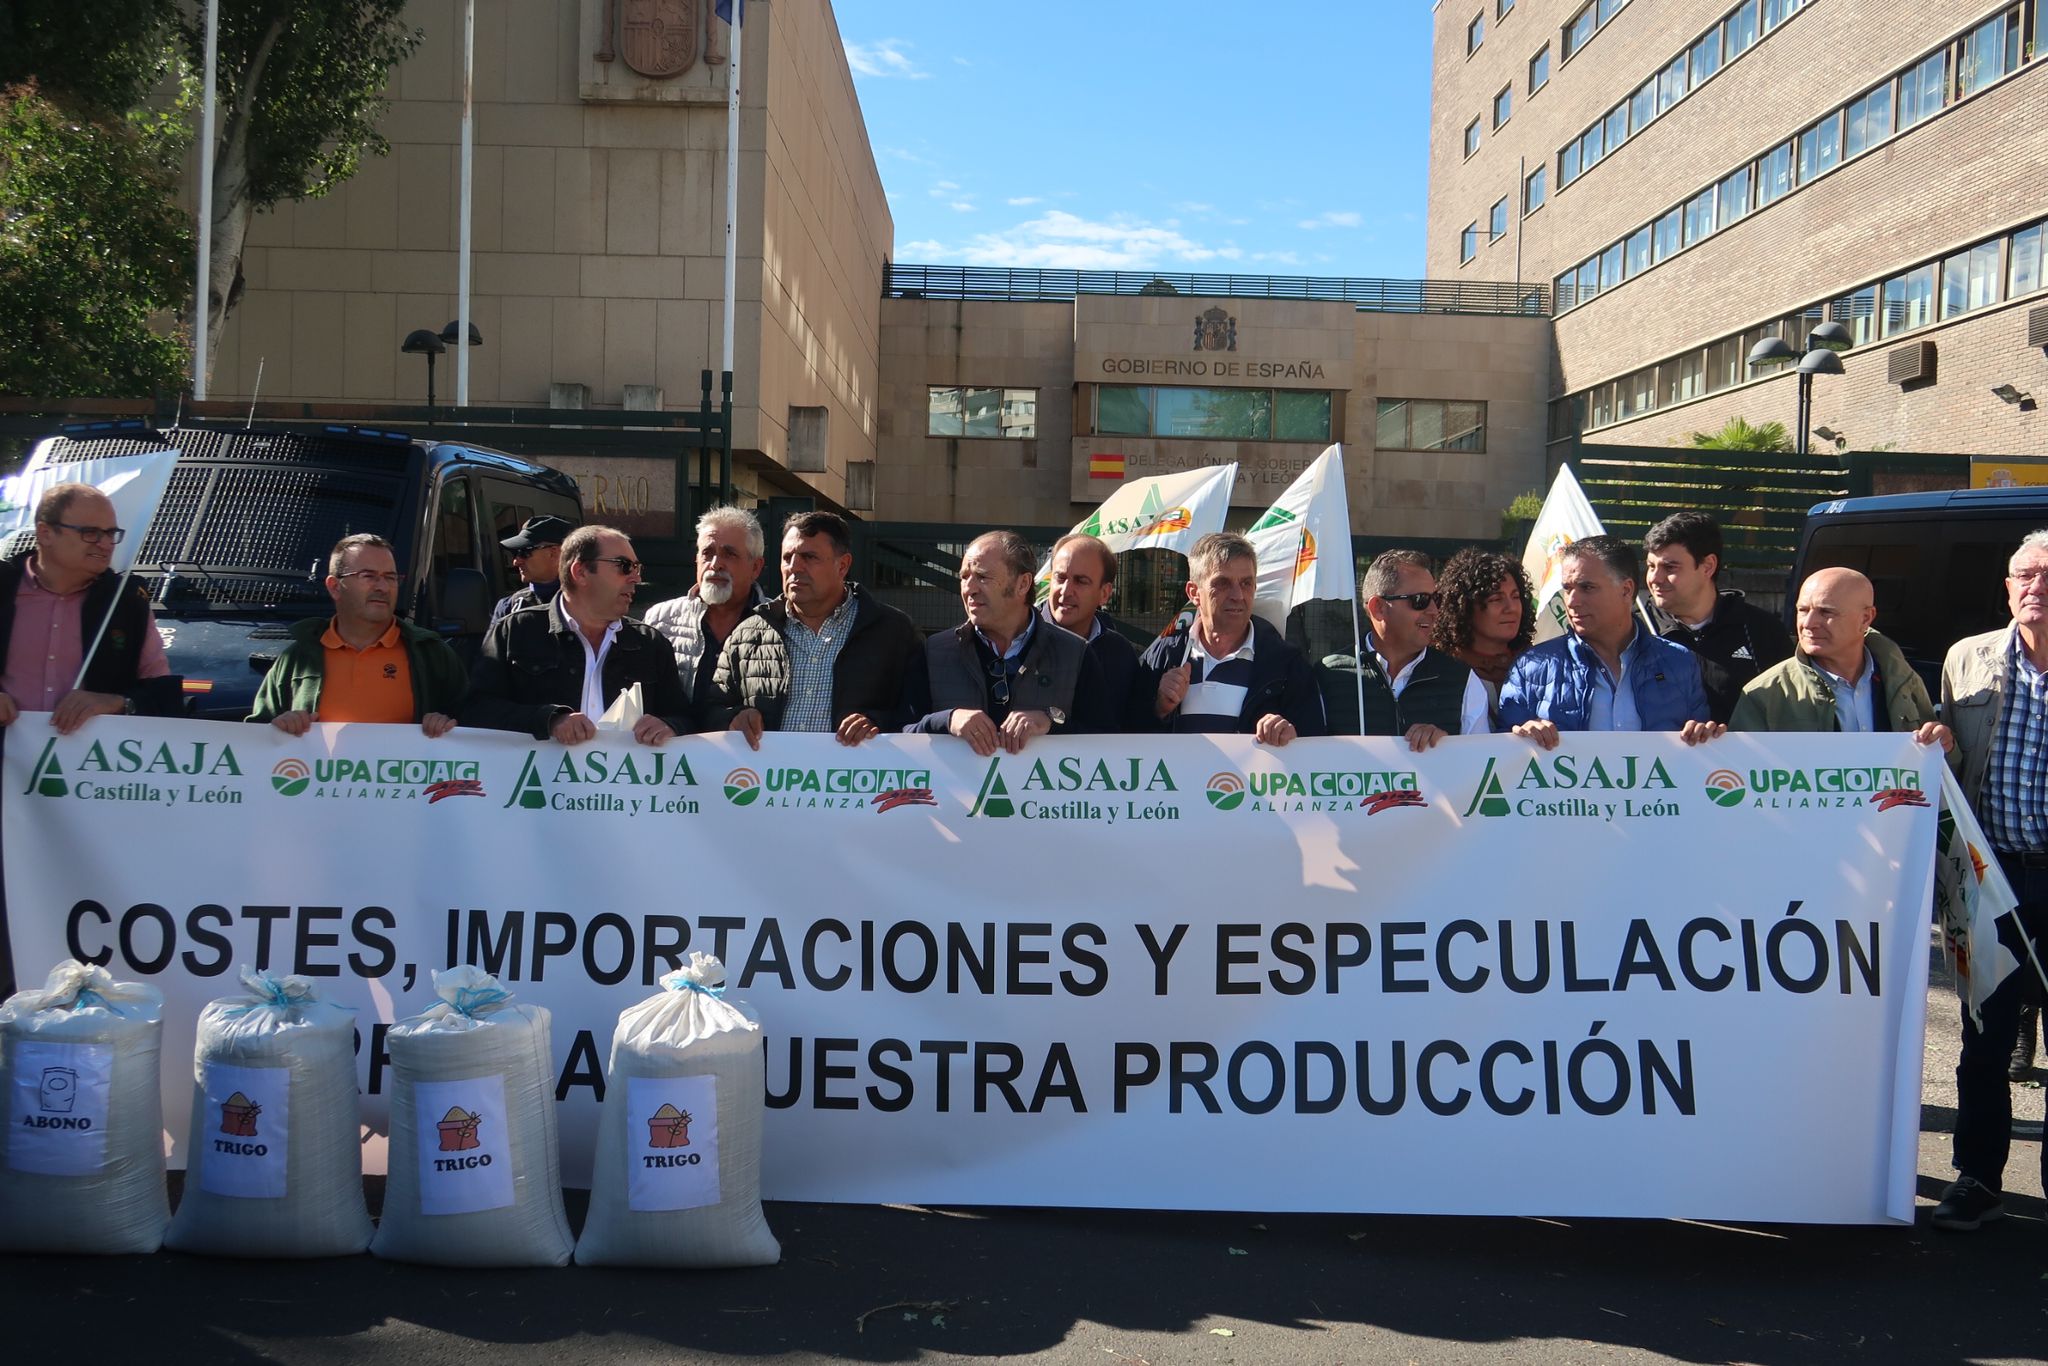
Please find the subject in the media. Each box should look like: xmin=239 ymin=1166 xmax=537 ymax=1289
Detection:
xmin=1206 ymin=772 xmax=1245 ymax=811
xmin=1462 ymin=761 xmax=1511 ymax=818
xmin=24 ymin=739 xmax=67 ymax=798
xmin=503 ymin=748 xmax=699 ymax=815
xmin=218 ymin=1091 xmax=261 ymax=1137
xmin=724 ymin=768 xmax=762 ymax=806
xmin=271 ymin=759 xmax=311 ymax=796
xmin=970 ymin=765 xmax=1015 ymax=819
xmin=970 ymin=755 xmax=1179 ymax=822
xmin=1704 ymin=769 xmax=1747 ymax=807
xmin=21 ymin=735 xmax=243 ymax=806
xmin=1460 ymin=752 xmax=1678 ymax=821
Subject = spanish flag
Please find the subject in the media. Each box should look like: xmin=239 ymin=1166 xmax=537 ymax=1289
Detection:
xmin=1088 ymin=453 xmax=1125 ymax=480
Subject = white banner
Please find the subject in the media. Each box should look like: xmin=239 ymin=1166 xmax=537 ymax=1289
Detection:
xmin=1036 ymin=463 xmax=1237 ymax=598
xmin=1247 ymin=444 xmax=1354 ymax=630
xmin=3 ymin=719 xmax=1938 ymax=1222
xmin=1 ymin=448 xmax=179 ymax=576
xmin=1520 ymin=464 xmax=1606 ymax=643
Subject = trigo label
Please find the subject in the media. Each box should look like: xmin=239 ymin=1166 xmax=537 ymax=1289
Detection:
xmin=7 ymin=1039 xmax=113 ymax=1175
xmin=198 ymin=1061 xmax=290 ymax=1199
xmin=626 ymin=1074 xmax=721 ymax=1212
xmin=412 ymin=1076 xmax=514 ymax=1215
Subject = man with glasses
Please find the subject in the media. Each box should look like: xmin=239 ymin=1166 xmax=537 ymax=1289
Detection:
xmin=1315 ymin=550 xmax=1489 ymax=747
xmin=490 ymin=515 xmax=574 ymax=626
xmin=1929 ymin=530 xmax=2048 ymax=1231
xmin=0 ymin=483 xmax=177 ymax=735
xmin=248 ymin=533 xmax=466 ymax=735
xmin=1500 ymin=535 xmax=1719 ymax=748
xmin=904 ymin=530 xmax=1109 ymax=755
xmin=461 ymin=524 xmax=699 ymax=744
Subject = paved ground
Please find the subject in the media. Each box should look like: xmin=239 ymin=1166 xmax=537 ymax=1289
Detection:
xmin=3 ymin=940 xmax=2042 ymax=1366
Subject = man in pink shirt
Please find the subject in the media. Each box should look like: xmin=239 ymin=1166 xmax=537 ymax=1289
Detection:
xmin=0 ymin=483 xmax=176 ymax=734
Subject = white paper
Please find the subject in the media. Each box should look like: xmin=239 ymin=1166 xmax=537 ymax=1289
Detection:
xmin=598 ymin=681 xmax=644 ymax=731
xmin=625 ymin=1075 xmax=721 ymax=1212
xmin=6 ymin=1041 xmax=113 ymax=1176
xmin=413 ymin=1076 xmax=514 ymax=1215
xmin=198 ymin=1061 xmax=291 ymax=1199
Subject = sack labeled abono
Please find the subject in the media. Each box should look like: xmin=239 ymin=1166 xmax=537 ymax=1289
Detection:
xmin=370 ymin=967 xmax=572 ymax=1266
xmin=164 ymin=968 xmax=373 ymax=1258
xmin=575 ymin=953 xmax=779 ymax=1268
xmin=0 ymin=960 xmax=169 ymax=1254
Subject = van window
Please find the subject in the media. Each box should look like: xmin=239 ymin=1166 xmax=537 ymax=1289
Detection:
xmin=427 ymin=476 xmax=476 ymax=613
xmin=480 ymin=477 xmax=580 ymax=597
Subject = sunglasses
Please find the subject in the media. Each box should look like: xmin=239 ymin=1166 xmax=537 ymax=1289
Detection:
xmin=594 ymin=556 xmax=643 ymax=576
xmin=985 ymin=658 xmax=1014 ymax=708
xmin=1380 ymin=591 xmax=1439 ymax=610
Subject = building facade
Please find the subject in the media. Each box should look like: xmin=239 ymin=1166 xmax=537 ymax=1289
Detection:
xmin=1429 ymin=0 xmax=2048 ymax=457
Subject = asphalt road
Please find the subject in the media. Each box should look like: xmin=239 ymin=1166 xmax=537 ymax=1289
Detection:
xmin=3 ymin=942 xmax=2042 ymax=1366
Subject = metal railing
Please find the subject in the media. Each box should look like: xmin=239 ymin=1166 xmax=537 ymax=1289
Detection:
xmin=883 ymin=264 xmax=1548 ymax=316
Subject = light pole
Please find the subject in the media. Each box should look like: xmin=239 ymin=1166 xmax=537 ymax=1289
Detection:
xmin=402 ymin=329 xmax=447 ymax=412
xmin=1746 ymin=320 xmax=1851 ymax=458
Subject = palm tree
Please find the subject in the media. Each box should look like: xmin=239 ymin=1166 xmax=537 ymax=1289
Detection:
xmin=1685 ymin=417 xmax=1792 ymax=452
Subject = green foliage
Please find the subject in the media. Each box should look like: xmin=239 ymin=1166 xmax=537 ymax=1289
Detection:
xmin=0 ymin=81 xmax=192 ymax=396
xmin=1685 ymin=417 xmax=1792 ymax=453
xmin=1500 ymin=489 xmax=1545 ymax=544
xmin=0 ymin=0 xmax=179 ymax=116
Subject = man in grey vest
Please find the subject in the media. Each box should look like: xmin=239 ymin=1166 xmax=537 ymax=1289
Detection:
xmin=905 ymin=530 xmax=1111 ymax=754
xmin=1316 ymin=550 xmax=1490 ymax=747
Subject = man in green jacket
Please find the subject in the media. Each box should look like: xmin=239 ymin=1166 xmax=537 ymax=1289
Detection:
xmin=247 ymin=534 xmax=467 ymax=735
xmin=1729 ymin=567 xmax=1952 ymax=752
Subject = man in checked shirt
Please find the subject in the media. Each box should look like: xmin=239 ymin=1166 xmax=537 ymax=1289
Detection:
xmin=1934 ymin=528 xmax=2048 ymax=1231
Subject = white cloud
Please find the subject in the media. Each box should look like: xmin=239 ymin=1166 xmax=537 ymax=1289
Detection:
xmin=901 ymin=239 xmax=947 ymax=256
xmin=950 ymin=201 xmax=976 ymax=212
xmin=1250 ymin=250 xmax=1304 ymax=267
xmin=1297 ymin=210 xmax=1364 ymax=231
xmin=953 ymin=56 xmax=972 ymax=66
xmin=907 ymin=209 xmax=1244 ymax=270
xmin=1172 ymin=201 xmax=1215 ymax=214
xmin=1006 ymin=196 xmax=1042 ymax=206
xmin=845 ymin=38 xmax=930 ymax=80
xmin=928 ymin=179 xmax=961 ymax=198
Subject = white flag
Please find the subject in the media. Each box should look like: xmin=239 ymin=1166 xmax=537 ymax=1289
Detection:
xmin=0 ymin=447 xmax=180 ymax=577
xmin=1934 ymin=768 xmax=2024 ymax=1030
xmin=1519 ymin=464 xmax=1606 ymax=643
xmin=1037 ymin=463 xmax=1237 ymax=596
xmin=1247 ymin=444 xmax=1354 ymax=629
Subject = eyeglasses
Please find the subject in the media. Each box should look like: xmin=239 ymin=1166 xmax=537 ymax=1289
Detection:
xmin=336 ymin=570 xmax=401 ymax=587
xmin=1380 ymin=591 xmax=1439 ymax=610
xmin=51 ymin=522 xmax=125 ymax=546
xmin=594 ymin=556 xmax=643 ymax=576
xmin=985 ymin=658 xmax=1013 ymax=708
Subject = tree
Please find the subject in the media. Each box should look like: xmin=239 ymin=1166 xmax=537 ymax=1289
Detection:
xmin=0 ymin=0 xmax=180 ymax=116
xmin=0 ymin=81 xmax=192 ymax=396
xmin=180 ymin=2 xmax=422 ymax=369
xmin=1684 ymin=417 xmax=1792 ymax=453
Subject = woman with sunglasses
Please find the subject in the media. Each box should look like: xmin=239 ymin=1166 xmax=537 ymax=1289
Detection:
xmin=1429 ymin=548 xmax=1535 ymax=730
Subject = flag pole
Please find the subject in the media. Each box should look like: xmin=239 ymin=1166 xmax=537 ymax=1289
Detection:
xmin=456 ymin=0 xmax=474 ymax=407
xmin=721 ymin=0 xmax=742 ymax=376
xmin=74 ymin=566 xmax=141 ymax=693
xmin=192 ymin=0 xmax=219 ymax=400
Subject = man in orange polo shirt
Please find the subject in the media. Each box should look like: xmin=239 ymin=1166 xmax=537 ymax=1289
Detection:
xmin=248 ymin=534 xmax=467 ymax=735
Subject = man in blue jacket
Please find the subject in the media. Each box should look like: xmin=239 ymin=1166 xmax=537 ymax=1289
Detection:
xmin=1500 ymin=535 xmax=1721 ymax=748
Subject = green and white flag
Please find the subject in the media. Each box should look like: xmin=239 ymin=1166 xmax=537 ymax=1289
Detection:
xmin=1247 ymin=444 xmax=1353 ymax=629
xmin=1036 ymin=463 xmax=1237 ymax=599
xmin=1934 ymin=767 xmax=2029 ymax=1030
xmin=1519 ymin=464 xmax=1605 ymax=643
xmin=0 ymin=448 xmax=179 ymax=576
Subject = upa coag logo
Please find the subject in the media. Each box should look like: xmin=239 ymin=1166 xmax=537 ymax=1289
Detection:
xmin=503 ymin=748 xmax=699 ymax=816
xmin=969 ymin=754 xmax=1180 ymax=823
xmin=271 ymin=755 xmax=482 ymax=802
xmin=726 ymin=763 xmax=938 ymax=811
xmin=1704 ymin=769 xmax=1747 ymax=807
xmin=723 ymin=768 xmax=762 ymax=806
xmin=1742 ymin=765 xmax=1928 ymax=811
xmin=271 ymin=759 xmax=312 ymax=796
xmin=1460 ymin=752 xmax=1679 ymax=822
xmin=1206 ymin=772 xmax=1246 ymax=811
xmin=22 ymin=735 xmax=243 ymax=807
xmin=1242 ymin=768 xmax=1424 ymax=815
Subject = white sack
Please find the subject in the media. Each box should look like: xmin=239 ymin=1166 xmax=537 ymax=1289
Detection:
xmin=370 ymin=967 xmax=572 ymax=1266
xmin=0 ymin=960 xmax=168 ymax=1254
xmin=575 ymin=953 xmax=779 ymax=1268
xmin=164 ymin=968 xmax=372 ymax=1258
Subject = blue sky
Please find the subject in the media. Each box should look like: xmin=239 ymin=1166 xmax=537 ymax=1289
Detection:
xmin=832 ymin=2 xmax=1436 ymax=278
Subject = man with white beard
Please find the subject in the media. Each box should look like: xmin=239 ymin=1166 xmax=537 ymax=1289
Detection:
xmin=644 ymin=506 xmax=769 ymax=716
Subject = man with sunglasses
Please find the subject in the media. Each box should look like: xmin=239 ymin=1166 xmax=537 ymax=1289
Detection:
xmin=490 ymin=515 xmax=574 ymax=627
xmin=1315 ymin=550 xmax=1490 ymax=747
xmin=0 ymin=483 xmax=178 ymax=736
xmin=248 ymin=534 xmax=467 ymax=735
xmin=461 ymin=525 xmax=700 ymax=744
xmin=904 ymin=530 xmax=1110 ymax=755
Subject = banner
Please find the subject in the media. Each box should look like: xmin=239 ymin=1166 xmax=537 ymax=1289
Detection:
xmin=1934 ymin=767 xmax=2025 ymax=1028
xmin=1 ymin=448 xmax=179 ymax=576
xmin=1247 ymin=444 xmax=1354 ymax=630
xmin=3 ymin=719 xmax=1939 ymax=1222
xmin=1036 ymin=463 xmax=1236 ymax=599
xmin=1519 ymin=464 xmax=1605 ymax=642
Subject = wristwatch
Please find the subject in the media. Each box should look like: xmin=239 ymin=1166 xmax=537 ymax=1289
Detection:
xmin=1046 ymin=707 xmax=1066 ymax=726
xmin=121 ymin=696 xmax=137 ymax=715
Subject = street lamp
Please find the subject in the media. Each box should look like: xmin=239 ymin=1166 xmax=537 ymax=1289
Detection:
xmin=401 ymin=328 xmax=447 ymax=411
xmin=1747 ymin=321 xmax=1852 ymax=457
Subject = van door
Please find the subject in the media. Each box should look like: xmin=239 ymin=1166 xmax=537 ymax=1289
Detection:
xmin=421 ymin=473 xmax=479 ymax=629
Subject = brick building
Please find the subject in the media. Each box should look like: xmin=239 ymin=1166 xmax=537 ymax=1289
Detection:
xmin=1428 ymin=0 xmax=2048 ymax=459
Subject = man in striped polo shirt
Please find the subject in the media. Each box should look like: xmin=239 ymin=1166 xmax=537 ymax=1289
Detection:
xmin=1133 ymin=532 xmax=1323 ymax=743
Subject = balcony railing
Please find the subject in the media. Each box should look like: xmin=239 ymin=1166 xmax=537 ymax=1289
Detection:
xmin=883 ymin=263 xmax=1548 ymax=315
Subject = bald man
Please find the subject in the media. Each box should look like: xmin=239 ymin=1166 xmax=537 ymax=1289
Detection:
xmin=1728 ymin=567 xmax=1951 ymax=748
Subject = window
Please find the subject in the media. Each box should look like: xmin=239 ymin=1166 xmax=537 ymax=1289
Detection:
xmin=1625 ymin=226 xmax=1651 ymax=277
xmin=1597 ymin=0 xmax=1622 ymax=23
xmin=1564 ymin=4 xmax=1595 ymax=57
xmin=1723 ymin=1 xmax=1758 ymax=60
xmin=1663 ymin=350 xmax=1704 ymax=405
xmin=1778 ymin=304 xmax=1825 ymax=351
xmin=1897 ymin=51 xmax=1948 ymax=131
xmin=1705 ymin=336 xmax=1744 ymax=392
xmin=1630 ymin=79 xmax=1655 ymax=131
xmin=2011 ymin=223 xmax=2044 ymax=298
xmin=1683 ymin=188 xmax=1715 ymax=245
xmin=1490 ymin=197 xmax=1510 ymax=241
xmin=1658 ymin=55 xmax=1688 ymax=113
xmin=481 ymin=478 xmax=581 ymax=593
xmin=1377 ymin=399 xmax=1488 ymax=453
xmin=1103 ymin=386 xmax=1330 ymax=442
xmin=1756 ymin=141 xmax=1793 ymax=206
xmin=1460 ymin=223 xmax=1479 ymax=263
xmin=927 ymin=387 xmax=1036 ymax=438
xmin=1582 ymin=121 xmax=1605 ymax=167
xmin=1940 ymin=241 xmax=2001 ymax=320
xmin=1605 ymin=105 xmax=1628 ymax=150
xmin=1588 ymin=384 xmax=1614 ymax=429
xmin=1099 ymin=386 xmax=1150 ymax=434
xmin=1798 ymin=111 xmax=1841 ymax=181
xmin=1274 ymin=391 xmax=1333 ymax=442
xmin=428 ymin=476 xmax=475 ymax=600
xmin=1881 ymin=263 xmax=1935 ymax=337
xmin=1524 ymin=164 xmax=1547 ymax=213
xmin=1577 ymin=258 xmax=1600 ymax=303
xmin=1468 ymin=12 xmax=1485 ymax=53
xmin=1600 ymin=242 xmax=1624 ymax=290
xmin=1762 ymin=0 xmax=1804 ymax=30
xmin=1529 ymin=45 xmax=1550 ymax=92
xmin=1691 ymin=30 xmax=1721 ymax=86
xmin=1494 ymin=85 xmax=1513 ymax=128
xmin=1845 ymin=85 xmax=1892 ymax=157
xmin=1653 ymin=208 xmax=1682 ymax=262
xmin=1465 ymin=117 xmax=1482 ymax=157
xmin=1717 ymin=166 xmax=1752 ymax=227
xmin=1828 ymin=285 xmax=1877 ymax=348
xmin=1561 ymin=140 xmax=1582 ymax=184
xmin=1960 ymin=11 xmax=2021 ymax=97
xmin=1622 ymin=368 xmax=1654 ymax=420
xmin=787 ymin=405 xmax=828 ymax=470
xmin=1555 ymin=269 xmax=1578 ymax=311
xmin=1498 ymin=0 xmax=1516 ymax=17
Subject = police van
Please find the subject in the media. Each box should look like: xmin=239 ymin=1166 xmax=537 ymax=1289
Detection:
xmin=18 ymin=421 xmax=581 ymax=719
